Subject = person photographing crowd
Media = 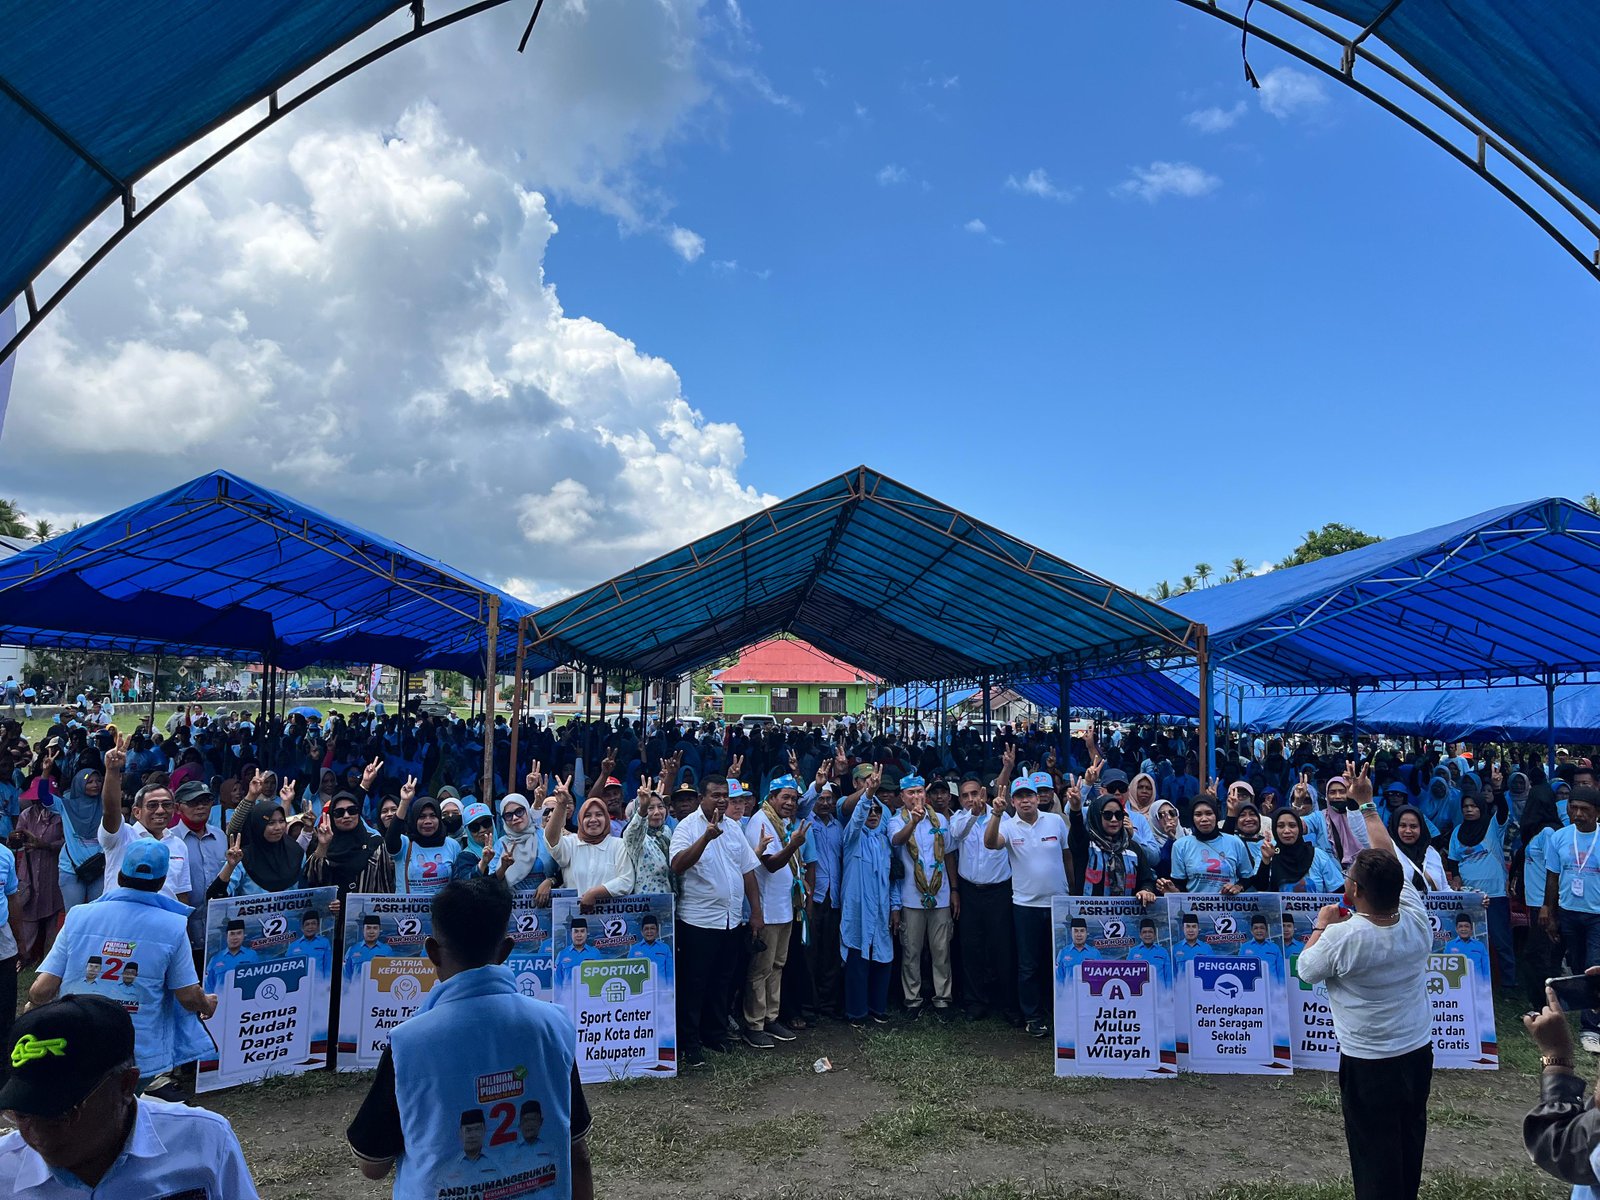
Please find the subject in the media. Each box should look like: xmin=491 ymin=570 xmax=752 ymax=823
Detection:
xmin=1295 ymin=764 xmax=1433 ymax=1200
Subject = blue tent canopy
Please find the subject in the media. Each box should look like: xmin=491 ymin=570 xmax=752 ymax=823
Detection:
xmin=525 ymin=466 xmax=1201 ymax=684
xmin=1010 ymin=667 xmax=1200 ymax=721
xmin=0 ymin=469 xmax=542 ymax=675
xmin=1302 ymin=1 xmax=1600 ymax=217
xmin=1169 ymin=498 xmax=1600 ymax=689
xmin=1239 ymin=682 xmax=1600 ymax=745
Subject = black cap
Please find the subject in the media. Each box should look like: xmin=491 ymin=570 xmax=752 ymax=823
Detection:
xmin=0 ymin=996 xmax=134 ymax=1117
xmin=1069 ymin=917 xmax=1087 ymax=929
xmin=570 ymin=917 xmax=588 ymax=929
xmin=226 ymin=918 xmax=246 ymax=932
xmin=362 ymin=914 xmax=381 ymax=927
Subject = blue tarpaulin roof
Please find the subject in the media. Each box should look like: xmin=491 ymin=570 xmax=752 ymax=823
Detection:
xmin=0 ymin=470 xmax=542 ymax=674
xmin=526 ymin=466 xmax=1201 ymax=684
xmin=1238 ymin=683 xmax=1600 ymax=744
xmin=0 ymin=0 xmax=409 ymax=312
xmin=1010 ymin=668 xmax=1200 ymax=721
xmin=1304 ymin=1 xmax=1600 ymax=216
xmin=1169 ymin=498 xmax=1600 ymax=688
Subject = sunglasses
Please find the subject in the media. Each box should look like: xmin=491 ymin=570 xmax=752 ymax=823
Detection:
xmin=331 ymin=807 xmax=359 ymax=818
xmin=1100 ymin=808 xmax=1125 ymax=820
xmin=469 ymin=820 xmax=494 ymax=833
xmin=1103 ymin=782 xmax=1128 ymax=794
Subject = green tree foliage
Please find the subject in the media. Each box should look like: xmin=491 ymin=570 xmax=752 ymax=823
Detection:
xmin=1278 ymin=522 xmax=1383 ymax=568
xmin=0 ymin=498 xmax=26 ymax=539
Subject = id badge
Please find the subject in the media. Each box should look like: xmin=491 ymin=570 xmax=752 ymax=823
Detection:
xmin=1575 ymin=877 xmax=1586 ymax=898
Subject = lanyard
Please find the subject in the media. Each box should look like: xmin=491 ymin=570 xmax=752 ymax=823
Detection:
xmin=1574 ymin=825 xmax=1599 ymax=872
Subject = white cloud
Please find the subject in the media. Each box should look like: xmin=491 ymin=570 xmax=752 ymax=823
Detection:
xmin=711 ymin=258 xmax=739 ymax=273
xmin=1258 ymin=67 xmax=1328 ymax=120
xmin=2 ymin=2 xmax=779 ymax=599
xmin=853 ymin=101 xmax=868 ymax=119
xmin=876 ymin=163 xmax=909 ymax=186
xmin=1004 ymin=168 xmax=1074 ymax=201
xmin=1114 ymin=161 xmax=1221 ymax=202
xmin=963 ymin=218 xmax=989 ymax=235
xmin=1184 ymin=102 xmax=1246 ymax=133
xmin=667 ymin=225 xmax=706 ymax=261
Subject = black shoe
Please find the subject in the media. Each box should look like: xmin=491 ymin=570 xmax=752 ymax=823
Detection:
xmin=965 ymin=1005 xmax=990 ymax=1023
xmin=767 ymin=1021 xmax=798 ymax=1042
xmin=932 ymin=1003 xmax=952 ymax=1020
xmin=1025 ymin=1019 xmax=1049 ymax=1039
xmin=870 ymin=1012 xmax=891 ymax=1025
xmin=684 ymin=1049 xmax=708 ymax=1069
xmin=906 ymin=1004 xmax=925 ymax=1020
xmin=849 ymin=1019 xmax=866 ymax=1031
xmin=705 ymin=1039 xmax=733 ymax=1054
xmin=743 ymin=1029 xmax=776 ymax=1049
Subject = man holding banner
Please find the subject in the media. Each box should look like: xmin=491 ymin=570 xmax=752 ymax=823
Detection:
xmin=1295 ymin=765 xmax=1433 ymax=1200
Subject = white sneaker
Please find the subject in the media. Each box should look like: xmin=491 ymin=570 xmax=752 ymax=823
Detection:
xmin=1580 ymin=1031 xmax=1600 ymax=1055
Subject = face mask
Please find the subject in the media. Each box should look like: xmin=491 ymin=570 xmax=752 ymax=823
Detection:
xmin=442 ymin=814 xmax=463 ymax=834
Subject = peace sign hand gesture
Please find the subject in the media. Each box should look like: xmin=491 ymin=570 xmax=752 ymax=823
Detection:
xmin=1347 ymin=760 xmax=1373 ymax=806
xmin=104 ymin=731 xmax=128 ymax=772
xmin=245 ymin=769 xmax=263 ymax=801
xmin=279 ymin=777 xmax=298 ymax=807
xmin=730 ymin=754 xmax=745 ymax=780
xmin=361 ymin=756 xmax=384 ymax=790
xmin=313 ymin=812 xmax=333 ymax=849
xmin=225 ymin=834 xmax=244 ymax=867
xmin=400 ymin=774 xmax=418 ymax=804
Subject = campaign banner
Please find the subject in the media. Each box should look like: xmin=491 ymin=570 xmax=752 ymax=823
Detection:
xmin=506 ymin=893 xmax=556 ymax=1000
xmin=1281 ymin=893 xmax=1344 ymax=1070
xmin=551 ymin=893 xmax=676 ymax=1082
xmin=199 ymin=887 xmax=337 ymax=1092
xmin=1423 ymin=892 xmax=1499 ymax=1069
xmin=1051 ymin=897 xmax=1176 ymax=1078
xmin=337 ymin=894 xmax=436 ymax=1071
xmin=1167 ymin=894 xmax=1293 ymax=1074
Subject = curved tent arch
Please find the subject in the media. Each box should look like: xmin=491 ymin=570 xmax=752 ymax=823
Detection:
xmin=0 ymin=0 xmax=539 ymax=364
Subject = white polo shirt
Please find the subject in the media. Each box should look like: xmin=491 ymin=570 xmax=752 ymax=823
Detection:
xmin=997 ymin=811 xmax=1070 ymax=907
xmin=98 ymin=821 xmax=190 ymax=903
xmin=949 ymin=809 xmax=1011 ymax=885
xmin=0 ymin=1096 xmax=259 ymax=1198
xmin=671 ymin=808 xmax=760 ymax=930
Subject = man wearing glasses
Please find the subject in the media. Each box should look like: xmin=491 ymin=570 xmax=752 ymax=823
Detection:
xmin=169 ymin=780 xmax=227 ymax=965
xmin=95 ymin=739 xmax=189 ymax=907
xmin=0 ymin=995 xmax=258 ymax=1196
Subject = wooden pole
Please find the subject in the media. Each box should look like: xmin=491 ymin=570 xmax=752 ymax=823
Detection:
xmin=509 ymin=617 xmax=527 ymax=787
xmin=1197 ymin=627 xmax=1213 ymax=789
xmin=482 ymin=595 xmax=499 ymax=802
xmin=148 ymin=654 xmax=161 ymax=733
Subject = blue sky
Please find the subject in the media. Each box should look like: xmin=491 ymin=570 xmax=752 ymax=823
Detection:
xmin=5 ymin=0 xmax=1596 ymax=603
xmin=542 ymin=2 xmax=1600 ymax=593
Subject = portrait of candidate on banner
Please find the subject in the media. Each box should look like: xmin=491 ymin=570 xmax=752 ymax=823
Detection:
xmin=1422 ymin=892 xmax=1499 ymax=1069
xmin=551 ymin=893 xmax=677 ymax=1082
xmin=337 ymin=893 xmax=437 ymax=1071
xmin=1166 ymin=894 xmax=1293 ymax=1075
xmin=1051 ymin=895 xmax=1176 ymax=1078
xmin=199 ymin=885 xmax=336 ymax=1092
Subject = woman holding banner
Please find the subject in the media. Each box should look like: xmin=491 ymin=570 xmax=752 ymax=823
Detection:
xmin=1253 ymin=810 xmax=1344 ymax=893
xmin=1159 ymin=795 xmax=1250 ymax=895
xmin=1388 ymin=806 xmax=1447 ymax=893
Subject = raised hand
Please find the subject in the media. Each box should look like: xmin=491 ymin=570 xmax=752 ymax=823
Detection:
xmin=225 ymin=834 xmax=244 ymax=867
xmin=525 ymin=762 xmax=542 ymax=794
xmin=361 ymin=756 xmax=384 ymax=790
xmin=787 ymin=819 xmax=810 ymax=848
xmin=989 ymin=793 xmax=1007 ymax=818
xmin=730 ymin=754 xmax=745 ymax=780
xmin=788 ymin=748 xmax=799 ymax=776
xmin=400 ymin=774 xmax=418 ymax=804
xmin=313 ymin=813 xmax=333 ymax=849
xmin=1259 ymin=838 xmax=1277 ymax=864
xmin=279 ymin=778 xmax=298 ymax=807
xmin=103 ymin=732 xmax=128 ymax=773
xmin=1348 ymin=761 xmax=1373 ymax=806
xmin=245 ymin=769 xmax=263 ymax=800
xmin=1084 ymin=760 xmax=1101 ymax=786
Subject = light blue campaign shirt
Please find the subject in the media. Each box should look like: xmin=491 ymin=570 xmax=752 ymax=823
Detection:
xmin=1448 ymin=817 xmax=1508 ymax=898
xmin=41 ymin=890 xmax=205 ymax=1078
xmin=1547 ymin=824 xmax=1600 ymax=915
xmin=1170 ymin=832 xmax=1252 ymax=894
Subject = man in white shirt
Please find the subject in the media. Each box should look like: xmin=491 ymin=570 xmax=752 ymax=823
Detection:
xmin=949 ymin=772 xmax=1018 ymax=1024
xmin=1295 ymin=766 xmax=1433 ymax=1200
xmin=670 ymin=775 xmax=765 ymax=1069
xmin=984 ymin=775 xmax=1071 ymax=1039
xmin=97 ymin=740 xmax=189 ymax=906
xmin=890 ymin=775 xmax=956 ymax=1017
xmin=741 ymin=777 xmax=809 ymax=1047
xmin=0 ymin=995 xmax=258 ymax=1198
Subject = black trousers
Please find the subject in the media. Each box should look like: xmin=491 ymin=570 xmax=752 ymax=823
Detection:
xmin=779 ymin=919 xmax=814 ymax=1022
xmin=0 ymin=955 xmax=14 ymax=1085
xmin=959 ymin=878 xmax=1017 ymax=1017
xmin=807 ymin=903 xmax=844 ymax=1016
xmin=1012 ymin=904 xmax=1052 ymax=1022
xmin=1339 ymin=1043 xmax=1433 ymax=1200
xmin=675 ymin=921 xmax=744 ymax=1054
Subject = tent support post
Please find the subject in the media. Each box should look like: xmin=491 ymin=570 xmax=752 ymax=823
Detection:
xmin=508 ymin=618 xmax=527 ymax=786
xmin=982 ymin=675 xmax=992 ymax=756
xmin=1349 ymin=685 xmax=1360 ymax=757
xmin=1196 ymin=628 xmax=1213 ymax=788
xmin=482 ymin=595 xmax=499 ymax=802
xmin=1547 ymin=672 xmax=1558 ymax=777
xmin=1056 ymin=670 xmax=1067 ymax=763
xmin=639 ymin=678 xmax=648 ymax=734
xmin=148 ymin=654 xmax=160 ymax=732
xmin=599 ymin=670 xmax=607 ymax=727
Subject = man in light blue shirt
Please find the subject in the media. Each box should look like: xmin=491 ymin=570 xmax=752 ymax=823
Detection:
xmin=171 ymin=779 xmax=227 ymax=963
xmin=207 ymin=919 xmax=261 ymax=993
xmin=0 ymin=995 xmax=259 ymax=1197
xmin=343 ymin=914 xmax=395 ymax=985
xmin=627 ymin=914 xmax=673 ymax=984
xmin=804 ymin=784 xmax=845 ymax=1018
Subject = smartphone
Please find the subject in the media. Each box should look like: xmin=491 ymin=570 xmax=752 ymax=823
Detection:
xmin=1548 ymin=974 xmax=1600 ymax=1012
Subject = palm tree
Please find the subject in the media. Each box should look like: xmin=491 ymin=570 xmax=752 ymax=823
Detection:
xmin=1148 ymin=580 xmax=1174 ymax=601
xmin=1178 ymin=574 xmax=1197 ymax=594
xmin=1585 ymin=493 xmax=1600 ymax=516
xmin=1194 ymin=562 xmax=1213 ymax=588
xmin=1229 ymin=556 xmax=1250 ymax=582
xmin=0 ymin=499 xmax=25 ymax=539
xmin=30 ymin=518 xmax=54 ymax=543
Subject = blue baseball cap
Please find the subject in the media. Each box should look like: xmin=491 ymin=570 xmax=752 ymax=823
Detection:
xmin=121 ymin=839 xmax=170 ymax=883
xmin=899 ymin=774 xmax=926 ymax=790
xmin=461 ymin=801 xmax=493 ymax=827
xmin=765 ymin=774 xmax=801 ymax=798
xmin=1010 ymin=777 xmax=1037 ymax=796
xmin=728 ymin=779 xmax=749 ymax=799
xmin=1028 ymin=772 xmax=1055 ymax=792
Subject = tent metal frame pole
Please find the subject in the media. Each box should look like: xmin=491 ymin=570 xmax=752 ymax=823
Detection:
xmin=982 ymin=674 xmax=992 ymax=756
xmin=1057 ymin=670 xmax=1068 ymax=763
xmin=1349 ymin=685 xmax=1360 ymax=758
xmin=508 ymin=618 xmax=527 ymax=786
xmin=482 ymin=594 xmax=499 ymax=803
xmin=148 ymin=654 xmax=160 ymax=732
xmin=1547 ymin=671 xmax=1558 ymax=777
xmin=1197 ymin=628 xmax=1214 ymax=789
xmin=598 ymin=669 xmax=608 ymax=728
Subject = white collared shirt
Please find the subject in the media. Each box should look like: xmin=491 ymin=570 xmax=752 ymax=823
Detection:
xmin=997 ymin=812 xmax=1070 ymax=907
xmin=949 ymin=809 xmax=1011 ymax=885
xmin=98 ymin=820 xmax=190 ymax=903
xmin=670 ymin=808 xmax=759 ymax=930
xmin=0 ymin=1095 xmax=259 ymax=1197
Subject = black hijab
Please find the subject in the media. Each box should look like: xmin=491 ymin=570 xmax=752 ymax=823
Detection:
xmin=406 ymin=798 xmax=448 ymax=849
xmin=1388 ymin=804 xmax=1431 ymax=867
xmin=1189 ymin=796 xmax=1223 ymax=843
xmin=1455 ymin=794 xmax=1492 ymax=848
xmin=1265 ymin=810 xmax=1315 ymax=888
xmin=323 ymin=791 xmax=380 ymax=889
xmin=242 ymin=801 xmax=305 ymax=893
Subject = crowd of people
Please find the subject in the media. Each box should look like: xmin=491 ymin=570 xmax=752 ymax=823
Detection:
xmin=0 ymin=701 xmax=1598 ymax=1195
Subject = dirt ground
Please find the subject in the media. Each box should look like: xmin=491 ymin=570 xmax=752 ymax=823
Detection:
xmin=207 ymin=997 xmax=1564 ymax=1200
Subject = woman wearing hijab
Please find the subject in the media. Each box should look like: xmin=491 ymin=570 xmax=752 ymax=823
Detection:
xmin=303 ymin=791 xmax=394 ymax=896
xmin=382 ymin=777 xmax=455 ymax=896
xmin=1125 ymin=771 xmax=1161 ymax=853
xmin=1224 ymin=801 xmax=1267 ymax=878
xmin=623 ymin=785 xmax=677 ymax=896
xmin=1067 ymin=791 xmax=1157 ymax=899
xmin=451 ymin=801 xmax=499 ymax=879
xmin=209 ymin=800 xmax=308 ymax=897
xmin=1447 ymin=787 xmax=1513 ymax=987
xmin=1149 ymin=799 xmax=1184 ymax=879
xmin=10 ymin=757 xmax=65 ymax=968
xmin=543 ymin=777 xmax=634 ymax=908
xmin=494 ymin=794 xmax=557 ymax=899
xmin=56 ymin=767 xmax=106 ymax=910
xmin=1253 ymin=809 xmax=1344 ymax=893
xmin=841 ymin=785 xmax=899 ymax=1027
xmin=1389 ymin=804 xmax=1448 ymax=892
xmin=1160 ymin=794 xmax=1251 ymax=895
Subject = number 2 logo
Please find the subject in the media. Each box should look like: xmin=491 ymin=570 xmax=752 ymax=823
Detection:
xmin=517 ymin=915 xmax=539 ymax=935
xmin=262 ymin=916 xmax=286 ymax=938
xmin=1103 ymin=919 xmax=1125 ymax=940
xmin=398 ymin=918 xmax=421 ymax=939
xmin=604 ymin=919 xmax=626 ymax=939
xmin=1214 ymin=916 xmax=1236 ymax=936
xmin=488 ymin=1102 xmax=518 ymax=1146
